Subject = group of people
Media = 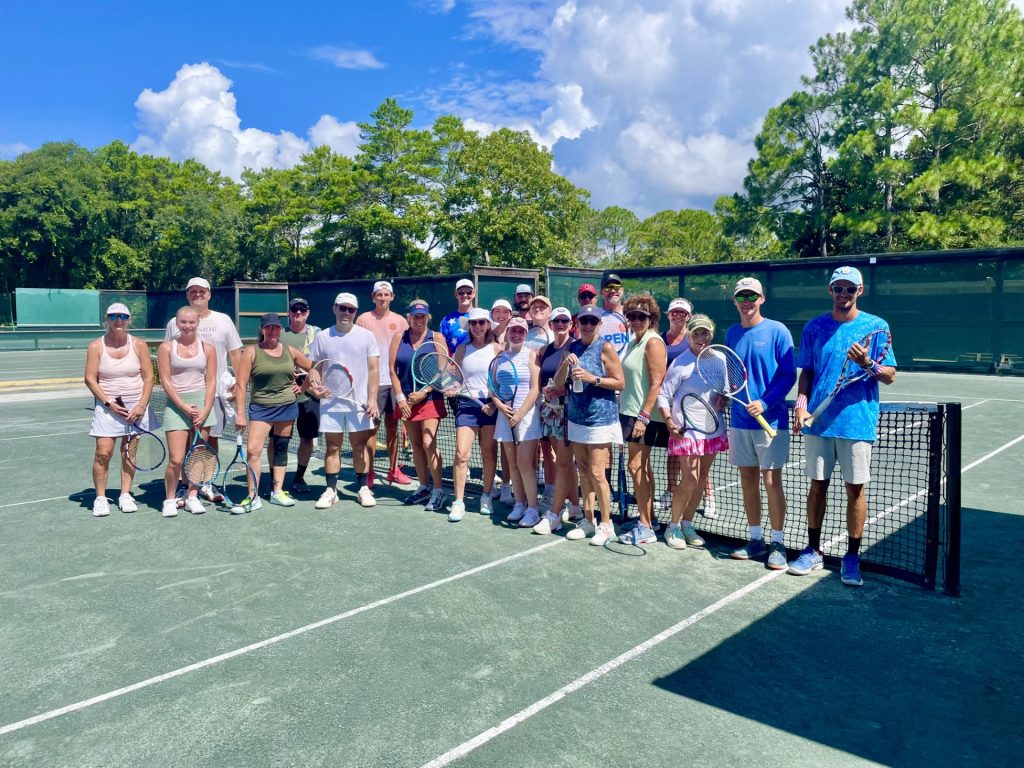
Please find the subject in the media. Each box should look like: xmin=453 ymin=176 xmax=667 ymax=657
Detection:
xmin=85 ymin=265 xmax=895 ymax=587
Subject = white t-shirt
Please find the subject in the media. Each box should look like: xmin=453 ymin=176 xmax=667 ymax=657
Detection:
xmin=309 ymin=325 xmax=380 ymax=413
xmin=164 ymin=310 xmax=243 ymax=382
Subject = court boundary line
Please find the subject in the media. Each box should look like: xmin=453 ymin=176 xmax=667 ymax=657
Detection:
xmin=0 ymin=538 xmax=566 ymax=737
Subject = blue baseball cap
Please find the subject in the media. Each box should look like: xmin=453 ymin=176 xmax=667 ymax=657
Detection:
xmin=407 ymin=301 xmax=430 ymax=316
xmin=829 ymin=266 xmax=863 ymax=286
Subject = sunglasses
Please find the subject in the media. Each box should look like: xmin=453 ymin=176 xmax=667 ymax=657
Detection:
xmin=626 ymin=312 xmax=650 ymax=321
xmin=830 ymin=285 xmax=859 ymax=295
xmin=550 ymin=317 xmax=571 ymax=324
xmin=578 ymin=317 xmax=600 ymax=327
xmin=578 ymin=293 xmax=596 ymax=301
xmin=468 ymin=319 xmax=489 ymax=326
xmin=602 ymin=284 xmax=622 ymax=291
xmin=734 ymin=294 xmax=760 ymax=303
xmin=289 ymin=307 xmax=309 ymax=313
xmin=106 ymin=313 xmax=130 ymax=321
xmin=335 ymin=305 xmax=357 ymax=314
xmin=457 ymin=290 xmax=474 ymax=296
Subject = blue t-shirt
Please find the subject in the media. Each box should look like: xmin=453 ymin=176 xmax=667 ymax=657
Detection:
xmin=797 ymin=311 xmax=897 ymax=441
xmin=440 ymin=311 xmax=468 ymax=354
xmin=725 ymin=318 xmax=796 ymax=431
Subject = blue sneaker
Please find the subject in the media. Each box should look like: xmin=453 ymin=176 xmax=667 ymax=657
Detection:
xmin=787 ymin=547 xmax=823 ymax=575
xmin=767 ymin=541 xmax=788 ymax=570
xmin=731 ymin=538 xmax=768 ymax=560
xmin=681 ymin=523 xmax=705 ymax=548
xmin=618 ymin=524 xmax=657 ymax=545
xmin=841 ymin=553 xmax=864 ymax=586
xmin=404 ymin=485 xmax=431 ymax=505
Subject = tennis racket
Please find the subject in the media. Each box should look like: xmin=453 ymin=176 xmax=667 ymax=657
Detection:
xmin=310 ymin=359 xmax=366 ymax=411
xmin=116 ymin=397 xmax=165 ymax=472
xmin=183 ymin=428 xmax=219 ymax=487
xmin=696 ymin=345 xmax=777 ymax=439
xmin=488 ymin=354 xmax=520 ymax=446
xmin=219 ymin=434 xmax=258 ymax=514
xmin=804 ymin=329 xmax=892 ymax=428
xmin=599 ymin=311 xmax=629 ymax=355
xmin=523 ymin=326 xmax=550 ymax=351
xmin=412 ymin=351 xmax=486 ymax=407
xmin=672 ymin=393 xmax=721 ymax=435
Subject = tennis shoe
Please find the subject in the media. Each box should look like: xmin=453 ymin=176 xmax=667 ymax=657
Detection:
xmin=289 ymin=480 xmax=311 ymax=495
xmin=499 ymin=484 xmax=515 ymax=506
xmin=230 ymin=496 xmax=261 ymax=514
xmin=183 ymin=496 xmax=206 ymax=515
xmin=665 ymin=523 xmax=687 ymax=550
xmin=561 ymin=503 xmax=583 ymax=522
xmin=788 ymin=547 xmax=824 ymax=575
xmin=92 ymin=497 xmax=110 ymax=518
xmin=161 ymin=499 xmax=178 ymax=518
xmin=681 ymin=523 xmax=705 ymax=548
xmin=315 ymin=488 xmax=339 ymax=509
xmin=404 ymin=485 xmax=431 ymax=505
xmin=507 ymin=502 xmax=525 ymax=523
xmin=357 ymin=486 xmax=376 ymax=508
xmin=654 ymin=490 xmax=673 ymax=512
xmin=518 ymin=507 xmax=541 ymax=528
xmin=841 ymin=553 xmax=864 ymax=586
xmin=767 ymin=542 xmax=788 ymax=570
xmin=117 ymin=493 xmax=138 ymax=513
xmin=590 ymin=522 xmax=615 ymax=546
xmin=732 ymin=538 xmax=768 ymax=560
xmin=269 ymin=490 xmax=297 ymax=507
xmin=448 ymin=499 xmax=466 ymax=522
xmin=479 ymin=494 xmax=493 ymax=515
xmin=532 ymin=510 xmax=562 ymax=535
xmin=489 ymin=485 xmax=501 ymax=500
xmin=538 ymin=489 xmax=554 ymax=514
xmin=175 ymin=484 xmax=187 ymax=508
xmin=386 ymin=467 xmax=415 ymax=486
xmin=200 ymin=483 xmax=224 ymax=503
xmin=619 ymin=524 xmax=657 ymax=545
xmin=566 ymin=518 xmax=596 ymax=540
xmin=702 ymin=495 xmax=717 ymax=519
xmin=425 ymin=488 xmax=448 ymax=512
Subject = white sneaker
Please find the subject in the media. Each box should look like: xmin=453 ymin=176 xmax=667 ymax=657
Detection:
xmin=590 ymin=522 xmax=614 ymax=546
xmin=118 ymin=493 xmax=138 ymax=513
xmin=315 ymin=488 xmax=339 ymax=509
xmin=499 ymin=485 xmax=515 ymax=505
xmin=507 ymin=501 xmax=525 ymax=523
xmin=479 ymin=494 xmax=493 ymax=515
xmin=702 ymin=495 xmax=717 ymax=519
xmin=566 ymin=518 xmax=596 ymax=540
xmin=532 ymin=510 xmax=562 ymax=535
xmin=561 ymin=502 xmax=583 ymax=522
xmin=448 ymin=499 xmax=466 ymax=522
xmin=654 ymin=490 xmax=673 ymax=511
xmin=425 ymin=488 xmax=448 ymax=512
xmin=518 ymin=507 xmax=541 ymax=528
xmin=199 ymin=483 xmax=224 ymax=503
xmin=269 ymin=490 xmax=297 ymax=507
xmin=161 ymin=499 xmax=178 ymax=518
xmin=183 ymin=496 xmax=206 ymax=515
xmin=92 ymin=497 xmax=110 ymax=518
xmin=230 ymin=496 xmax=262 ymax=514
xmin=358 ymin=486 xmax=376 ymax=508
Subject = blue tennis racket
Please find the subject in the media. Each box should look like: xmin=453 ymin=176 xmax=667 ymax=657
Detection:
xmin=488 ymin=354 xmax=520 ymax=446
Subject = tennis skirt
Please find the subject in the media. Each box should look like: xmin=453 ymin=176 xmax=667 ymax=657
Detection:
xmin=248 ymin=402 xmax=299 ymax=424
xmin=496 ymin=406 xmax=542 ymax=443
xmin=409 ymin=396 xmax=447 ymax=422
xmin=90 ymin=399 xmax=160 ymax=438
xmin=163 ymin=388 xmax=216 ymax=432
xmin=567 ymin=420 xmax=623 ymax=446
xmin=667 ymin=433 xmax=729 ymax=457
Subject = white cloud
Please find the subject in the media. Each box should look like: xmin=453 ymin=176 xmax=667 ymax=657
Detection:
xmin=131 ymin=62 xmax=361 ymax=178
xmin=310 ymin=46 xmax=386 ymax=70
xmin=0 ymin=142 xmax=30 ymax=159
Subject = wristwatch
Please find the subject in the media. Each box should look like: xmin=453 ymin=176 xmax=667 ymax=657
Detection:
xmin=103 ymin=400 xmax=111 ymax=408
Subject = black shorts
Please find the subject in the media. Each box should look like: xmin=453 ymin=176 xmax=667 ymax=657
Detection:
xmin=296 ymin=398 xmax=321 ymax=440
xmin=620 ymin=414 xmax=669 ymax=448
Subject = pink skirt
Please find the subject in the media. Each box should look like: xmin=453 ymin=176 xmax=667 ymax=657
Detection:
xmin=668 ymin=433 xmax=729 ymax=457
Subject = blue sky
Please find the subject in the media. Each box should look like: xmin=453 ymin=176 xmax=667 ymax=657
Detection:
xmin=2 ymin=0 xmax=882 ymax=215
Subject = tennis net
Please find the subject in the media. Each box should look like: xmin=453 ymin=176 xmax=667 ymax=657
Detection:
xmin=146 ymin=357 xmax=960 ymax=594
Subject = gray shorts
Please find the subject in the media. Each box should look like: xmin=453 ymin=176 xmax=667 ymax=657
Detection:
xmin=804 ymin=435 xmax=872 ymax=485
xmin=728 ymin=427 xmax=790 ymax=470
xmin=375 ymin=385 xmax=395 ymax=418
xmin=210 ymin=396 xmax=227 ymax=438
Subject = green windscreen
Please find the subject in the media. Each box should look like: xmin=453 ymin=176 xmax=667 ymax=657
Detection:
xmin=15 ymin=288 xmax=100 ymax=327
xmin=546 ymin=267 xmax=602 ymax=311
xmin=99 ymin=290 xmax=149 ymax=327
xmin=477 ymin=273 xmax=535 ymax=311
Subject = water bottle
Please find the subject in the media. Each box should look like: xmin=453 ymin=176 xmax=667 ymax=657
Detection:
xmin=570 ymin=364 xmax=584 ymax=393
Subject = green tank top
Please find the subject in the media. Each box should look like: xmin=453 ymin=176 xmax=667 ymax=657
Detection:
xmin=251 ymin=344 xmax=296 ymax=406
xmin=619 ymin=330 xmax=665 ymax=422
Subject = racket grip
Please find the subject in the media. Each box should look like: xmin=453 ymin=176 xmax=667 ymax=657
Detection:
xmin=755 ymin=413 xmax=777 ymax=439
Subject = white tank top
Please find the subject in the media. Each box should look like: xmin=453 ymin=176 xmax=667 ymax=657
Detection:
xmin=98 ymin=335 xmax=143 ymax=399
xmin=461 ymin=343 xmax=496 ymax=399
xmin=169 ymin=340 xmax=207 ymax=394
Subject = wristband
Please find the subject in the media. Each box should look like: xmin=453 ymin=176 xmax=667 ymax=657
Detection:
xmin=395 ymin=392 xmax=407 ymax=404
xmin=795 ymin=394 xmax=808 ymax=411
xmin=636 ymin=411 xmax=651 ymax=426
xmin=866 ymin=362 xmax=882 ymax=378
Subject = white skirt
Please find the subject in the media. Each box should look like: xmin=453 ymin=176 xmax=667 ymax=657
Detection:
xmin=495 ymin=404 xmax=542 ymax=443
xmin=567 ymin=420 xmax=623 ymax=446
xmin=89 ymin=400 xmax=160 ymax=438
xmin=320 ymin=409 xmax=375 ymax=434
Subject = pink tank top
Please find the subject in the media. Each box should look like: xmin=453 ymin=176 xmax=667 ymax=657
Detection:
xmin=169 ymin=340 xmax=207 ymax=393
xmin=98 ymin=335 xmax=144 ymax=399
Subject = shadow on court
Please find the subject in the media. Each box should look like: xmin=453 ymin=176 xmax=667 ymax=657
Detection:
xmin=652 ymin=505 xmax=1024 ymax=766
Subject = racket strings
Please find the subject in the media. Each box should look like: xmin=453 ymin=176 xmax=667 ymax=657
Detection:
xmin=492 ymin=367 xmax=517 ymax=400
xmin=126 ymin=432 xmax=164 ymax=470
xmin=698 ymin=355 xmax=742 ymax=395
xmin=315 ymin=362 xmax=354 ymax=399
xmin=184 ymin=446 xmax=219 ymax=484
xmin=682 ymin=394 xmax=719 ymax=433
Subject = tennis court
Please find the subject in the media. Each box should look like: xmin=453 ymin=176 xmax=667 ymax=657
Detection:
xmin=1 ymin=355 xmax=1022 ymax=767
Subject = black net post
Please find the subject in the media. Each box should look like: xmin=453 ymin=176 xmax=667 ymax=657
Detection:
xmin=943 ymin=403 xmax=962 ymax=597
xmin=924 ymin=406 xmax=943 ymax=590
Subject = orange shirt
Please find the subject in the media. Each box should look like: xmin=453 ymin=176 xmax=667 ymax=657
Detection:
xmin=356 ymin=310 xmax=409 ymax=385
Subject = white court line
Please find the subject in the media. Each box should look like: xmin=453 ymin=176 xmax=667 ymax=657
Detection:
xmin=0 ymin=539 xmax=566 ymax=737
xmin=0 ymin=496 xmax=70 ymax=510
xmin=419 ymin=429 xmax=1024 ymax=767
xmin=0 ymin=417 xmax=91 ymax=430
xmin=0 ymin=430 xmax=86 ymax=442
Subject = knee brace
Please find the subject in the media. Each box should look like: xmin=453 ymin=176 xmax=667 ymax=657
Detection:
xmin=272 ymin=434 xmax=290 ymax=466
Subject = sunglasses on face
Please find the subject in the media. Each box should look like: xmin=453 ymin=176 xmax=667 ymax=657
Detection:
xmin=469 ymin=319 xmax=489 ymax=326
xmin=578 ymin=293 xmax=596 ymax=301
xmin=578 ymin=317 xmax=600 ymax=327
xmin=289 ymin=307 xmax=309 ymax=313
xmin=830 ymin=285 xmax=859 ymax=295
xmin=550 ymin=317 xmax=570 ymax=325
xmin=734 ymin=294 xmax=760 ymax=303
xmin=335 ymin=305 xmax=357 ymax=314
xmin=603 ymin=285 xmax=622 ymax=292
xmin=107 ymin=313 xmax=130 ymax=321
xmin=626 ymin=312 xmax=650 ymax=321
xmin=457 ymin=290 xmax=474 ymax=296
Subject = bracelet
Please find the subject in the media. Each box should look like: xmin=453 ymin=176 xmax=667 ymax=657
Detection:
xmin=795 ymin=394 xmax=808 ymax=411
xmin=636 ymin=411 xmax=651 ymax=426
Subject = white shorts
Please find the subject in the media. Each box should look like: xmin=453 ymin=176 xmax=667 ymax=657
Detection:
xmin=804 ymin=435 xmax=872 ymax=485
xmin=89 ymin=401 xmax=160 ymax=438
xmin=320 ymin=408 xmax=375 ymax=434
xmin=728 ymin=427 xmax=790 ymax=470
xmin=496 ymin=405 xmax=542 ymax=443
xmin=567 ymin=420 xmax=623 ymax=446
xmin=210 ymin=396 xmax=227 ymax=438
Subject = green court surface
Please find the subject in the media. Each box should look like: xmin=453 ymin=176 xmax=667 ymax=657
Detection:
xmin=0 ymin=366 xmax=1022 ymax=767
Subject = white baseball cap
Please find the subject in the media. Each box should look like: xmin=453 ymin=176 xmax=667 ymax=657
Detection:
xmin=550 ymin=306 xmax=571 ymax=321
xmin=733 ymin=277 xmax=764 ymax=296
xmin=491 ymin=299 xmax=512 ymax=314
xmin=372 ymin=280 xmax=393 ymax=294
xmin=455 ymin=278 xmax=475 ymax=291
xmin=186 ymin=277 xmax=211 ymax=291
xmin=105 ymin=303 xmax=131 ymax=317
xmin=668 ymin=298 xmax=693 ymax=313
xmin=459 ymin=306 xmax=496 ymax=330
xmin=334 ymin=292 xmax=358 ymax=308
